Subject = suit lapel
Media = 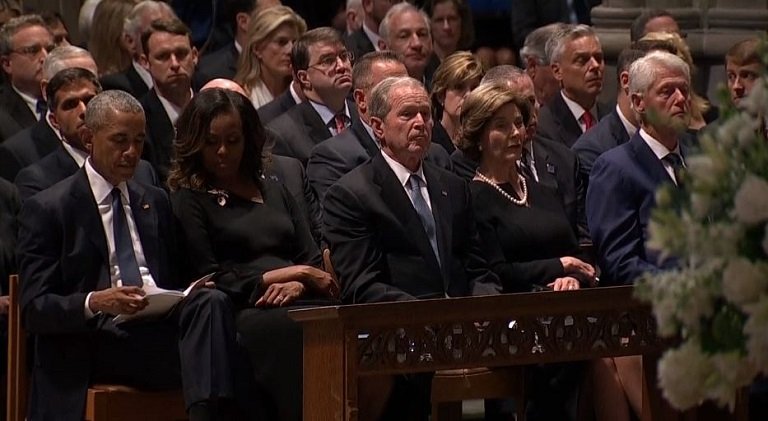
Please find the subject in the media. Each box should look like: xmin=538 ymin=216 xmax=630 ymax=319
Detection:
xmin=628 ymin=133 xmax=674 ymax=184
xmin=606 ymin=109 xmax=631 ymax=146
xmin=551 ymin=94 xmax=583 ymax=144
xmin=299 ymin=102 xmax=333 ymax=143
xmin=127 ymin=181 xmax=160 ymax=281
xmin=351 ymin=117 xmax=378 ymax=157
xmin=71 ymin=170 xmax=109 ymax=289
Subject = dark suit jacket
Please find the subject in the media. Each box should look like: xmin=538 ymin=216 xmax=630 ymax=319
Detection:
xmin=571 ymin=108 xmax=631 ymax=191
xmin=140 ymin=89 xmax=175 ymax=182
xmin=100 ymin=65 xmax=151 ymax=99
xmin=0 ymin=120 xmax=60 ymax=181
xmin=264 ymin=154 xmax=323 ymax=244
xmin=0 ymin=178 xmax=19 ymax=294
xmin=510 ymin=0 xmax=600 ymax=49
xmin=257 ymin=89 xmax=298 ymax=124
xmin=17 ymin=169 xmax=177 ymax=419
xmin=323 ymin=153 xmax=501 ymax=303
xmin=193 ymin=43 xmax=238 ymax=91
xmin=267 ymin=100 xmax=359 ymax=164
xmin=0 ymin=84 xmax=37 ymax=142
xmin=343 ymin=29 xmax=375 ymax=65
xmin=587 ymin=132 xmax=684 ymax=286
xmin=14 ymin=145 xmax=159 ymax=201
xmin=306 ymin=117 xmax=452 ymax=201
xmin=537 ymin=92 xmax=611 ymax=148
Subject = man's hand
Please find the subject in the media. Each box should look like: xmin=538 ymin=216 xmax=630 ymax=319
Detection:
xmin=560 ymin=256 xmax=596 ymax=282
xmin=300 ymin=266 xmax=339 ymax=298
xmin=89 ymin=287 xmax=148 ymax=315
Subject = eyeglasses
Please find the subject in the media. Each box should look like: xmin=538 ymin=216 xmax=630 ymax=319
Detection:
xmin=9 ymin=43 xmax=55 ymax=57
xmin=309 ymin=51 xmax=354 ymax=70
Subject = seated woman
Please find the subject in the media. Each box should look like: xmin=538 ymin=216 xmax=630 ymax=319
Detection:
xmin=234 ymin=5 xmax=307 ymax=109
xmin=169 ymin=88 xmax=337 ymax=421
xmin=459 ymin=82 xmax=596 ymax=292
xmin=430 ymin=51 xmax=484 ymax=154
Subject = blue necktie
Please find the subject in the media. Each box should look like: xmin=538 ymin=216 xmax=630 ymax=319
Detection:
xmin=111 ymin=188 xmax=143 ymax=287
xmin=35 ymin=98 xmax=47 ymax=120
xmin=407 ymin=175 xmax=439 ymax=263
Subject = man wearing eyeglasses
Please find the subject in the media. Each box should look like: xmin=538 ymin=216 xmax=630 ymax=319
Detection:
xmin=267 ymin=27 xmax=357 ymax=165
xmin=0 ymin=14 xmax=54 ymax=143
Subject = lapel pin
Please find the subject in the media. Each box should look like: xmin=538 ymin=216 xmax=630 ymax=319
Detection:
xmin=142 ymin=203 xmax=150 ymax=210
xmin=547 ymin=163 xmax=556 ymax=174
xmin=441 ymin=190 xmax=448 ymax=196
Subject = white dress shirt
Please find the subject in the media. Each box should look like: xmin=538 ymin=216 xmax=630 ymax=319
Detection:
xmin=381 ymin=151 xmax=432 ymax=212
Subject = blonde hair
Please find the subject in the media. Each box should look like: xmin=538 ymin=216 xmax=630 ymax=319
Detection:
xmin=457 ymin=82 xmax=531 ymax=162
xmin=89 ymin=0 xmax=139 ymax=76
xmin=431 ymin=51 xmax=485 ymax=109
xmin=234 ymin=5 xmax=306 ymax=94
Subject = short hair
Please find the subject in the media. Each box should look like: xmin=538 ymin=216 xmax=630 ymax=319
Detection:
xmin=0 ymin=14 xmax=49 ymax=55
xmin=124 ymin=1 xmax=175 ymax=38
xmin=369 ymin=76 xmax=427 ymax=121
xmin=628 ymin=50 xmax=690 ymax=98
xmin=422 ymin=0 xmax=475 ymax=50
xmin=519 ymin=22 xmax=568 ymax=66
xmin=379 ymin=2 xmax=431 ymax=44
xmin=632 ymin=37 xmax=678 ymax=55
xmin=85 ymin=90 xmax=144 ymax=133
xmin=630 ymin=9 xmax=674 ymax=43
xmin=235 ymin=5 xmax=306 ymax=91
xmin=352 ymin=50 xmax=402 ymax=91
xmin=140 ymin=18 xmax=192 ymax=57
xmin=544 ymin=24 xmax=597 ymax=65
xmin=41 ymin=11 xmax=66 ymax=29
xmin=291 ymin=26 xmax=344 ymax=73
xmin=616 ymin=48 xmax=646 ymax=84
xmin=43 ymin=46 xmax=95 ymax=80
xmin=219 ymin=0 xmax=258 ymax=28
xmin=481 ymin=65 xmax=526 ymax=85
xmin=168 ymin=88 xmax=267 ymax=191
xmin=726 ymin=38 xmax=761 ymax=67
xmin=457 ymin=82 xmax=531 ymax=162
xmin=431 ymin=51 xmax=484 ymax=110
xmin=45 ymin=67 xmax=102 ymax=112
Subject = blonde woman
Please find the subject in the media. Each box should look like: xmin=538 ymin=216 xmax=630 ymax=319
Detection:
xmin=89 ymin=0 xmax=139 ymax=76
xmin=234 ymin=5 xmax=307 ymax=109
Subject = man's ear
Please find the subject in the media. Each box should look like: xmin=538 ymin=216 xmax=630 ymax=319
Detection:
xmin=524 ymin=57 xmax=537 ymax=78
xmin=377 ymin=39 xmax=387 ymax=51
xmin=236 ymin=12 xmax=250 ymax=35
xmin=353 ymin=89 xmax=366 ymax=113
xmin=40 ymin=80 xmax=49 ymax=102
xmin=191 ymin=46 xmax=199 ymax=67
xmin=82 ymin=127 xmax=94 ymax=154
xmin=550 ymin=61 xmax=563 ymax=82
xmin=138 ymin=53 xmax=150 ymax=71
xmin=619 ymin=71 xmax=630 ymax=94
xmin=630 ymin=92 xmax=644 ymax=114
xmin=123 ymin=33 xmax=136 ymax=56
xmin=1 ymin=55 xmax=11 ymax=74
xmin=297 ymin=69 xmax=311 ymax=91
xmin=370 ymin=116 xmax=384 ymax=141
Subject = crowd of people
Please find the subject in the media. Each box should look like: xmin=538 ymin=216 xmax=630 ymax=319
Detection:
xmin=0 ymin=0 xmax=765 ymax=420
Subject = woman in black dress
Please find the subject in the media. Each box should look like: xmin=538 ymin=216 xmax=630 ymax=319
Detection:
xmin=168 ymin=88 xmax=338 ymax=420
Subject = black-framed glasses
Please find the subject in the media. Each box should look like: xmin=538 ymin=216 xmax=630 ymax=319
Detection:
xmin=309 ymin=51 xmax=354 ymax=70
xmin=10 ymin=43 xmax=55 ymax=57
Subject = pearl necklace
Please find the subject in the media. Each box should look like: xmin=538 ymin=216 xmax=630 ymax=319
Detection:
xmin=475 ymin=171 xmax=528 ymax=206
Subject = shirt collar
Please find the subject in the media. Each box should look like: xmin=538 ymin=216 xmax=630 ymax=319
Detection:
xmin=361 ymin=119 xmax=380 ymax=148
xmin=380 ymin=150 xmax=426 ymax=188
xmin=638 ymin=128 xmax=680 ymax=161
xmin=308 ymin=100 xmax=350 ymax=127
xmin=133 ymin=60 xmax=153 ymax=89
xmin=289 ymin=81 xmax=303 ymax=105
xmin=362 ymin=22 xmax=382 ymax=51
xmin=44 ymin=112 xmax=62 ymax=140
xmin=234 ymin=40 xmax=242 ymax=54
xmin=61 ymin=140 xmax=88 ymax=167
xmin=616 ymin=104 xmax=637 ymax=138
xmin=156 ymin=89 xmax=193 ymax=125
xmin=85 ymin=157 xmax=129 ymax=205
xmin=560 ymin=90 xmax=596 ymax=125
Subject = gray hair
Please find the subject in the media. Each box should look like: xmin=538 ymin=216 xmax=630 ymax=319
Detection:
xmin=481 ymin=65 xmax=526 ymax=85
xmin=544 ymin=24 xmax=598 ymax=65
xmin=123 ymin=0 xmax=175 ymax=38
xmin=379 ymin=2 xmax=431 ymax=44
xmin=43 ymin=46 xmax=95 ymax=80
xmin=85 ymin=90 xmax=145 ymax=132
xmin=353 ymin=50 xmax=403 ymax=91
xmin=0 ymin=14 xmax=49 ymax=55
xmin=520 ymin=22 xmax=568 ymax=66
xmin=628 ymin=50 xmax=690 ymax=97
xmin=369 ymin=76 xmax=427 ymax=120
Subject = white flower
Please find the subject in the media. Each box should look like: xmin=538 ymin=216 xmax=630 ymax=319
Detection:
xmin=722 ymin=258 xmax=768 ymax=306
xmin=686 ymin=156 xmax=717 ymax=187
xmin=658 ymin=342 xmax=712 ymax=410
xmin=707 ymin=352 xmax=757 ymax=411
xmin=733 ymin=174 xmax=768 ymax=225
xmin=690 ymin=193 xmax=711 ymax=220
xmin=744 ymin=296 xmax=768 ymax=373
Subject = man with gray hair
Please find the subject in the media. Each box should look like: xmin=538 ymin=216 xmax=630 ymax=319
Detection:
xmin=0 ymin=14 xmax=54 ymax=141
xmin=520 ymin=22 xmax=567 ymax=105
xmin=377 ymin=2 xmax=437 ymax=88
xmin=100 ymin=0 xmax=176 ymax=98
xmin=17 ymin=89 xmax=255 ymax=421
xmin=587 ymin=50 xmax=692 ymax=286
xmin=0 ymin=45 xmax=98 ymax=181
xmin=323 ymin=75 xmax=499 ymax=419
xmin=537 ymin=24 xmax=609 ymax=148
xmin=344 ymin=0 xmax=399 ymax=61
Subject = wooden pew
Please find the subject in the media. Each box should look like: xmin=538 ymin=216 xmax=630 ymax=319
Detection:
xmin=289 ymin=286 xmax=681 ymax=421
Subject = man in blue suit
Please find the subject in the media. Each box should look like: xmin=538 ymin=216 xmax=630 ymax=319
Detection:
xmin=587 ymin=51 xmax=691 ymax=286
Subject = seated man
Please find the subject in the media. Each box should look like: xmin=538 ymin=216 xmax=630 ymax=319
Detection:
xmin=17 ymin=90 xmax=253 ymax=421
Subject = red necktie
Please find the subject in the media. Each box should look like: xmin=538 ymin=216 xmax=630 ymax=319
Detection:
xmin=334 ymin=114 xmax=348 ymax=134
xmin=581 ymin=110 xmax=595 ymax=131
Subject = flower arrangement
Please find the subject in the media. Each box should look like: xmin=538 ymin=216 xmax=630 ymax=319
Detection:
xmin=635 ymin=66 xmax=768 ymax=410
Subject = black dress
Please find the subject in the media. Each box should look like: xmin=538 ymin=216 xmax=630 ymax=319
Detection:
xmin=471 ymin=179 xmax=585 ymax=292
xmin=172 ymin=179 xmax=328 ymax=421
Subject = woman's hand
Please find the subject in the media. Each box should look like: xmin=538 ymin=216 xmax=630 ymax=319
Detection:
xmin=560 ymin=256 xmax=596 ymax=282
xmin=255 ymin=281 xmax=306 ymax=307
xmin=299 ymin=266 xmax=340 ymax=298
xmin=547 ymin=276 xmax=581 ymax=291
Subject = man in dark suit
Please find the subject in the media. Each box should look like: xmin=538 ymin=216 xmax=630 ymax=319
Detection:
xmin=323 ymin=76 xmax=499 ymax=420
xmin=17 ymin=90 xmax=253 ymax=421
xmin=15 ymin=68 xmax=158 ymax=201
xmin=572 ymin=48 xmax=645 ymax=190
xmin=308 ymin=51 xmax=450 ymax=202
xmin=511 ymin=0 xmax=600 ymax=50
xmin=377 ymin=3 xmax=436 ymax=89
xmin=0 ymin=15 xmax=53 ymax=142
xmin=587 ymin=51 xmax=692 ymax=286
xmin=256 ymin=79 xmax=304 ymax=123
xmin=100 ymin=1 xmax=176 ymax=98
xmin=519 ymin=23 xmax=567 ymax=106
xmin=0 ymin=45 xmax=100 ymax=182
xmin=537 ymin=24 xmax=610 ymax=148
xmin=139 ymin=18 xmax=199 ymax=183
xmin=0 ymin=178 xmax=18 ymax=297
xmin=267 ymin=27 xmax=355 ymax=164
xmin=343 ymin=0 xmax=394 ymax=61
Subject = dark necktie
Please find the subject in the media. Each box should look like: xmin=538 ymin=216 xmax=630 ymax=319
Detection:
xmin=35 ymin=98 xmax=47 ymax=119
xmin=406 ymin=175 xmax=439 ymax=263
xmin=662 ymin=153 xmax=685 ymax=187
xmin=519 ymin=148 xmax=535 ymax=181
xmin=111 ymin=188 xmax=143 ymax=287
xmin=581 ymin=110 xmax=595 ymax=131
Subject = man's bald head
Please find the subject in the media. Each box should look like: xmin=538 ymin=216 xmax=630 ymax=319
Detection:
xmin=201 ymin=78 xmax=248 ymax=97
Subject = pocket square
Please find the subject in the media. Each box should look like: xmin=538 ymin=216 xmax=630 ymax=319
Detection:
xmin=546 ymin=163 xmax=556 ymax=174
xmin=142 ymin=203 xmax=150 ymax=210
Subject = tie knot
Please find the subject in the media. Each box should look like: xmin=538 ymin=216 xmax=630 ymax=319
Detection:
xmin=36 ymin=98 xmax=47 ymax=115
xmin=111 ymin=187 xmax=123 ymax=203
xmin=407 ymin=174 xmax=422 ymax=190
xmin=581 ymin=110 xmax=595 ymax=130
xmin=663 ymin=152 xmax=684 ymax=168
